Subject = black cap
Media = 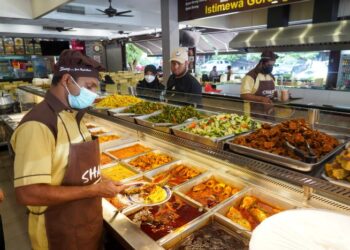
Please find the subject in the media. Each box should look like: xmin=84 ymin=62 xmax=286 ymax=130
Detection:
xmin=261 ymin=49 xmax=279 ymax=61
xmin=144 ymin=64 xmax=157 ymax=75
xmin=54 ymin=49 xmax=105 ymax=78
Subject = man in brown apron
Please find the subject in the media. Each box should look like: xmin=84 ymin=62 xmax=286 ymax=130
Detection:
xmin=11 ymin=50 xmax=126 ymax=250
xmin=240 ymin=49 xmax=279 ymax=118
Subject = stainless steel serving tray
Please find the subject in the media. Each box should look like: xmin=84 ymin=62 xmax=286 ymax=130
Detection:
xmin=144 ymin=159 xmax=209 ymax=189
xmin=161 ymin=213 xmax=250 ymax=249
xmin=97 ymin=131 xmax=137 ymax=151
xmin=175 ymin=172 xmax=249 ymax=209
xmin=122 ymin=149 xmax=181 ymax=174
xmin=172 ymin=119 xmax=250 ymax=148
xmin=226 ymin=133 xmax=349 ymax=172
xmin=123 ymin=193 xmax=210 ymax=247
xmin=109 ymin=103 xmax=166 ymax=123
xmin=104 ymin=141 xmax=154 ymax=161
xmin=108 ymin=107 xmax=139 ymax=123
xmin=135 ymin=109 xmax=218 ymax=134
xmin=214 ymin=187 xmax=304 ymax=235
xmin=100 ymin=161 xmax=142 ymax=183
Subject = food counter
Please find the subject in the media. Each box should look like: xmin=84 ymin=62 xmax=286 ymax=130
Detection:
xmin=5 ymin=85 xmax=350 ymax=249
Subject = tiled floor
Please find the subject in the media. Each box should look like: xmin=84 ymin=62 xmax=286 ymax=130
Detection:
xmin=0 ymin=148 xmax=31 ymax=250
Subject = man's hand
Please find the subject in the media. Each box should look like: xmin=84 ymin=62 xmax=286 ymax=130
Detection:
xmin=93 ymin=180 xmax=127 ymax=198
xmin=259 ymin=96 xmax=273 ymax=104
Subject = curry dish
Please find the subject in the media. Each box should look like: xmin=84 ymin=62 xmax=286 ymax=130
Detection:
xmin=186 ymin=177 xmax=241 ymax=208
xmin=98 ymin=134 xmax=120 ymax=144
xmin=226 ymin=195 xmax=282 ymax=231
xmin=129 ymin=196 xmax=204 ymax=241
xmin=100 ymin=153 xmax=114 ymax=165
xmin=153 ymin=164 xmax=201 ymax=187
xmin=108 ymin=144 xmax=152 ymax=159
xmin=232 ymin=119 xmax=339 ymax=161
xmin=325 ymin=147 xmax=350 ymax=182
xmin=101 ymin=163 xmax=136 ymax=181
xmin=128 ymin=152 xmax=173 ymax=171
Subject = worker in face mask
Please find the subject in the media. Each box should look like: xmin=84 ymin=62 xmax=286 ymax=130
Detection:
xmin=137 ymin=64 xmax=165 ymax=90
xmin=11 ymin=50 xmax=127 ymax=250
xmin=240 ymin=49 xmax=279 ymax=117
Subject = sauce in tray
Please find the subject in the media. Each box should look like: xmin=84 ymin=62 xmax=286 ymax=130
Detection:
xmin=129 ymin=196 xmax=204 ymax=241
xmin=100 ymin=153 xmax=114 ymax=165
xmin=108 ymin=144 xmax=151 ymax=159
xmin=186 ymin=177 xmax=241 ymax=208
xmin=101 ymin=163 xmax=136 ymax=181
xmin=153 ymin=164 xmax=201 ymax=187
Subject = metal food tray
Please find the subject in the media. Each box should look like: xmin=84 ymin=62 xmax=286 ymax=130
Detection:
xmin=123 ymin=193 xmax=210 ymax=247
xmin=100 ymin=161 xmax=142 ymax=183
xmin=96 ymin=132 xmax=137 ymax=151
xmin=215 ymin=187 xmax=304 ymax=234
xmin=144 ymin=159 xmax=209 ymax=189
xmin=100 ymin=152 xmax=117 ymax=167
xmin=320 ymin=142 xmax=350 ymax=188
xmin=161 ymin=213 xmax=250 ymax=249
xmin=172 ymin=119 xmax=247 ymax=148
xmin=104 ymin=141 xmax=154 ymax=161
xmin=226 ymin=134 xmax=349 ymax=172
xmin=321 ymin=172 xmax=350 ymax=189
xmin=109 ymin=103 xmax=166 ymax=123
xmin=122 ymin=149 xmax=181 ymax=174
xmin=135 ymin=109 xmax=218 ymax=134
xmin=175 ymin=172 xmax=249 ymax=209
xmin=108 ymin=107 xmax=138 ymax=123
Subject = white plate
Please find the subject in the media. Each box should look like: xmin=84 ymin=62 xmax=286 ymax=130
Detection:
xmin=250 ymin=209 xmax=350 ymax=250
xmin=322 ymin=172 xmax=350 ymax=188
xmin=124 ymin=182 xmax=172 ymax=206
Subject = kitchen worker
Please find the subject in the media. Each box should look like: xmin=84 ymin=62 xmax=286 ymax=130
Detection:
xmin=240 ymin=49 xmax=279 ymax=115
xmin=11 ymin=49 xmax=126 ymax=250
xmin=137 ymin=64 xmax=164 ymax=90
xmin=166 ymin=47 xmax=202 ymax=105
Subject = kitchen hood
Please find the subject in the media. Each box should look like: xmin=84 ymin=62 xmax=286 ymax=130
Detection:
xmin=229 ymin=20 xmax=350 ymax=52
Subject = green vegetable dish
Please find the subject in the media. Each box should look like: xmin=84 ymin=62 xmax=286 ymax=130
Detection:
xmin=148 ymin=106 xmax=204 ymax=124
xmin=124 ymin=102 xmax=164 ymax=115
xmin=181 ymin=114 xmax=261 ymax=139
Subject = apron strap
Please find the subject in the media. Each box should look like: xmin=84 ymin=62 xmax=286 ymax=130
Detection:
xmin=57 ymin=113 xmax=87 ymax=143
xmin=57 ymin=114 xmax=72 ymax=144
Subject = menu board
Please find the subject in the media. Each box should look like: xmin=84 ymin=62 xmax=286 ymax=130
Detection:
xmin=178 ymin=0 xmax=308 ymax=21
xmin=14 ymin=38 xmax=25 ymax=55
xmin=0 ymin=38 xmax=4 ymax=55
xmin=3 ymin=38 xmax=14 ymax=55
xmin=24 ymin=39 xmax=35 ymax=55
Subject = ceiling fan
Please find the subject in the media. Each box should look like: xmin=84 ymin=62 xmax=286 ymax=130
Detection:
xmin=96 ymin=0 xmax=133 ymax=17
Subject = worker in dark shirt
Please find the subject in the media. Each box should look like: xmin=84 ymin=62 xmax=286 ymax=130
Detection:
xmin=166 ymin=47 xmax=202 ymax=105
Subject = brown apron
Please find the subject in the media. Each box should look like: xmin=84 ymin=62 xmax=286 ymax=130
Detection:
xmin=45 ymin=114 xmax=102 ymax=250
xmin=251 ymin=79 xmax=275 ymax=118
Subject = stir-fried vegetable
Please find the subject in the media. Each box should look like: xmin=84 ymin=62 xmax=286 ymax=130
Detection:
xmin=124 ymin=102 xmax=164 ymax=115
xmin=148 ymin=106 xmax=203 ymax=124
xmin=181 ymin=114 xmax=261 ymax=139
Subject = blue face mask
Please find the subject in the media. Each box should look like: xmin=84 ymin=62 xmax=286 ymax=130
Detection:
xmin=64 ymin=77 xmax=98 ymax=109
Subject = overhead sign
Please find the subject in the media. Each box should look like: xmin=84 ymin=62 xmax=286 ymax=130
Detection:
xmin=178 ymin=0 xmax=307 ymax=21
